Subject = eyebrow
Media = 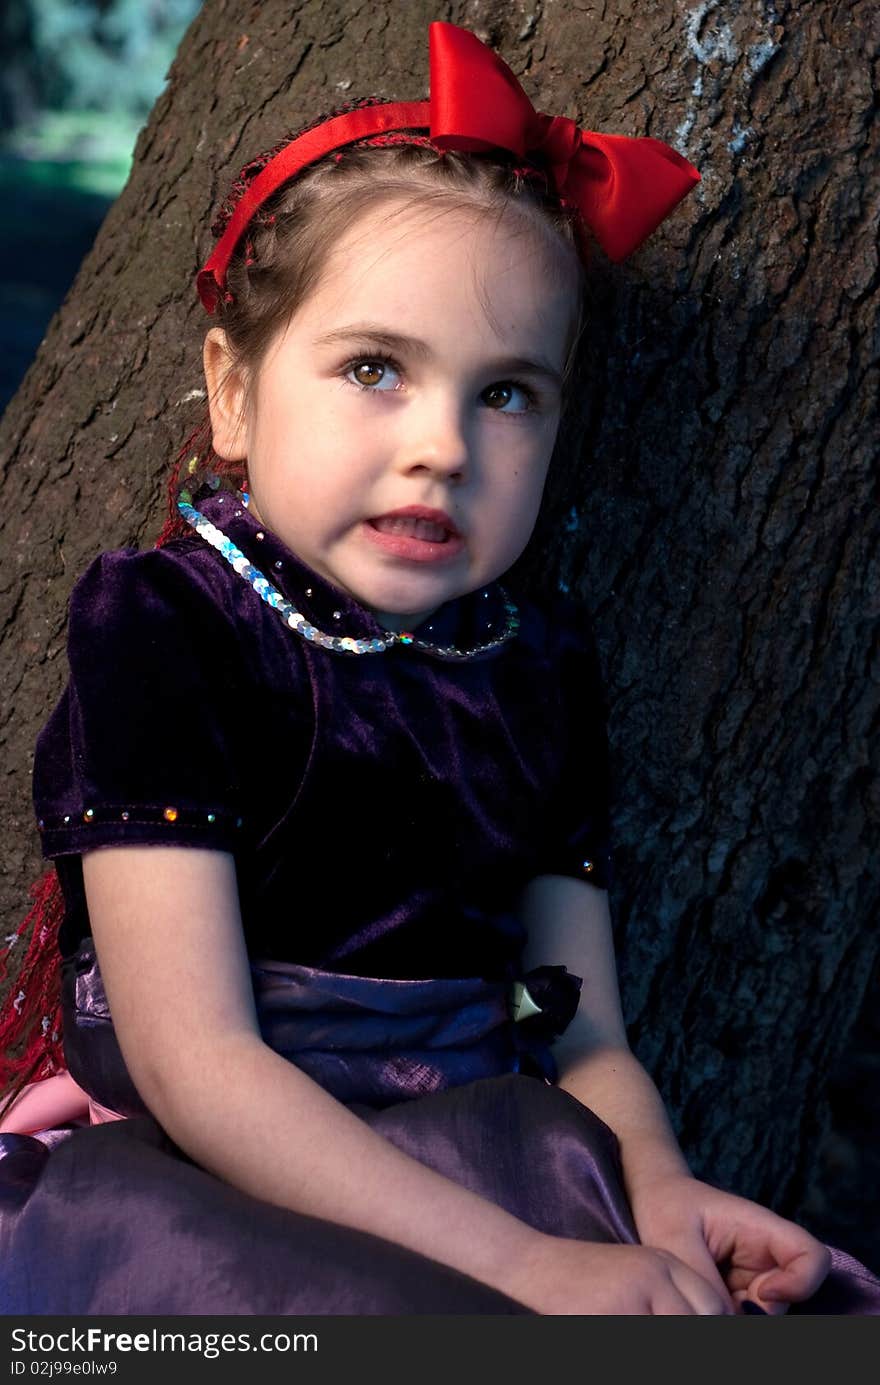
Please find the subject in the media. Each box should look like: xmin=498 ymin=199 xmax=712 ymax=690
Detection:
xmin=311 ymin=323 xmax=563 ymax=388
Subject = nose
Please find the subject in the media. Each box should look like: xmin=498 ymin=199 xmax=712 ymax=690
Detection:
xmin=395 ymin=392 xmax=470 ymax=480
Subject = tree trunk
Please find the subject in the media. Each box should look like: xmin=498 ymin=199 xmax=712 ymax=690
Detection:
xmin=1 ymin=0 xmax=877 ymax=1267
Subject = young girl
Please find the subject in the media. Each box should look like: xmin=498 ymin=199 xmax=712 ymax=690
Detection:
xmin=1 ymin=22 xmax=878 ymax=1316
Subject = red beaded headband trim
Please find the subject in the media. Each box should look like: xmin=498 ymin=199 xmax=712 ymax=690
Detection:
xmin=198 ymin=101 xmax=429 ymax=313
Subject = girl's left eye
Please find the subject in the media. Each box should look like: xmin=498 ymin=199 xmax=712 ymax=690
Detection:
xmin=341 ymin=353 xmax=539 ymax=414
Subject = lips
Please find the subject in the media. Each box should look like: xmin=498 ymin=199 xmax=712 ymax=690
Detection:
xmin=362 ymin=517 xmax=465 ymax=564
xmin=368 ymin=506 xmax=461 ymax=540
xmin=371 ymin=515 xmax=450 ymax=542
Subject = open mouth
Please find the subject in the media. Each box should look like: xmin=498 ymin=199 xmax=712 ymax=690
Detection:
xmin=369 ymin=516 xmax=453 ymax=543
xmin=363 ymin=518 xmax=465 ymax=564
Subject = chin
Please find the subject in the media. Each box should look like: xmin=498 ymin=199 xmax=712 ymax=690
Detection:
xmin=365 ymin=577 xmax=458 ymax=609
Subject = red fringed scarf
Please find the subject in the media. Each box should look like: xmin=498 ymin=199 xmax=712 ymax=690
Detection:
xmin=0 ymin=869 xmax=67 ymax=1114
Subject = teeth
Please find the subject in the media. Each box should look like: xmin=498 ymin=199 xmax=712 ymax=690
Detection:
xmin=373 ymin=516 xmax=449 ymax=541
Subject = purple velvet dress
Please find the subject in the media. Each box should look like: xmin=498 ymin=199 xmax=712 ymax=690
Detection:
xmin=1 ymin=489 xmax=877 ymax=1314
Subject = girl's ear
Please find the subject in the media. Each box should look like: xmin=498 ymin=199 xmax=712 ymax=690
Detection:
xmin=203 ymin=328 xmax=249 ymax=460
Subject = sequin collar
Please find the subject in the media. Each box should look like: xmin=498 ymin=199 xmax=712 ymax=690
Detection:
xmin=187 ymin=490 xmax=517 ymax=659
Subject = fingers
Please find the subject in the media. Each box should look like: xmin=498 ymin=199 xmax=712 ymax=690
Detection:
xmin=750 ymin=1237 xmax=832 ymax=1306
xmin=651 ymin=1288 xmax=704 ymax=1315
xmin=651 ymin=1241 xmax=736 ymax=1314
xmin=716 ymin=1198 xmax=833 ymax=1307
xmin=659 ymin=1252 xmax=734 ymax=1316
xmin=731 ymin=1286 xmax=788 ymax=1316
xmin=690 ymin=1254 xmax=736 ymax=1312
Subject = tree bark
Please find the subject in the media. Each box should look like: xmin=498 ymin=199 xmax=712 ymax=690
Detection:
xmin=1 ymin=0 xmax=877 ymax=1266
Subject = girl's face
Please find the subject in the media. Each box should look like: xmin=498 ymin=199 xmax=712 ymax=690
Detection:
xmin=204 ymin=198 xmax=576 ymax=632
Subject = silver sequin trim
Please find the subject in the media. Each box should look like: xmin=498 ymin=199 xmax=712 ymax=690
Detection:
xmin=177 ymin=499 xmax=519 ymax=660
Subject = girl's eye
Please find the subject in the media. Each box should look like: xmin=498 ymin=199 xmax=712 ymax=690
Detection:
xmin=341 ymin=353 xmax=539 ymax=414
xmin=345 ymin=356 xmax=403 ymax=392
xmin=481 ymin=381 xmax=537 ymax=414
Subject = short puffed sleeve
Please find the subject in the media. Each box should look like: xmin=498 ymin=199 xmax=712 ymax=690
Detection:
xmin=534 ymin=597 xmax=614 ymax=891
xmin=33 ymin=546 xmax=249 ymax=857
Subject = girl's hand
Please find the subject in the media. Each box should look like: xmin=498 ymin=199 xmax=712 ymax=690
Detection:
xmin=627 ymin=1173 xmax=832 ymax=1315
xmin=500 ymin=1233 xmax=735 ymax=1315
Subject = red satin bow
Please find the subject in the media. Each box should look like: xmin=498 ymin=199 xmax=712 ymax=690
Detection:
xmin=198 ymin=21 xmax=700 ymax=313
xmin=429 ymin=24 xmax=700 ymax=262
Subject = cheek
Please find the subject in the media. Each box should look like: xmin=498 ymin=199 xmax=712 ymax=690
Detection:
xmin=504 ymin=458 xmax=551 ymax=515
xmin=292 ymin=457 xmax=354 ymax=518
xmin=488 ymin=474 xmax=546 ymax=552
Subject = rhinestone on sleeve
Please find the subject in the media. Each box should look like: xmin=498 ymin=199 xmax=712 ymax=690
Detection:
xmin=37 ymin=806 xmax=245 ymax=833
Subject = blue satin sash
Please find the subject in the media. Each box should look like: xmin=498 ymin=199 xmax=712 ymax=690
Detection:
xmin=61 ymin=937 xmax=584 ymax=1113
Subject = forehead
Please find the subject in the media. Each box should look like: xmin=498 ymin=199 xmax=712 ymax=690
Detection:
xmin=293 ymin=197 xmax=577 ymax=354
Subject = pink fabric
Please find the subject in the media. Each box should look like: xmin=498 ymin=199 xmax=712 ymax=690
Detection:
xmin=88 ymin=1096 xmax=126 ymax=1125
xmin=0 ymin=1070 xmax=124 ymax=1135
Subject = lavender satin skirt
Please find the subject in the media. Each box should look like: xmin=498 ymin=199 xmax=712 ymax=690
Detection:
xmin=1 ymin=938 xmax=878 ymax=1315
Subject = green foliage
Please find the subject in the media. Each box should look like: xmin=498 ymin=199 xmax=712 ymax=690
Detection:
xmin=28 ymin=0 xmax=201 ymax=117
xmin=0 ymin=0 xmax=203 ymax=189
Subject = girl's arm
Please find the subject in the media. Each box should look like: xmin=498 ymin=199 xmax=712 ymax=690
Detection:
xmin=516 ymin=874 xmax=692 ymax=1194
xmin=80 ymin=846 xmax=545 ymax=1297
xmin=516 ymin=874 xmax=831 ymax=1311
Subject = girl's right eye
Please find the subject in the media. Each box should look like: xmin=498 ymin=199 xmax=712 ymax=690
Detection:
xmin=343 ymin=354 xmax=404 ymax=393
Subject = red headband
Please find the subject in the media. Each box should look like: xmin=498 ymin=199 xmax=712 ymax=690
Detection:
xmin=197 ymin=21 xmax=701 ymax=314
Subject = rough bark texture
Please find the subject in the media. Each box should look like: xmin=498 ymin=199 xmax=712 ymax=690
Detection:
xmin=1 ymin=0 xmax=877 ymax=1267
